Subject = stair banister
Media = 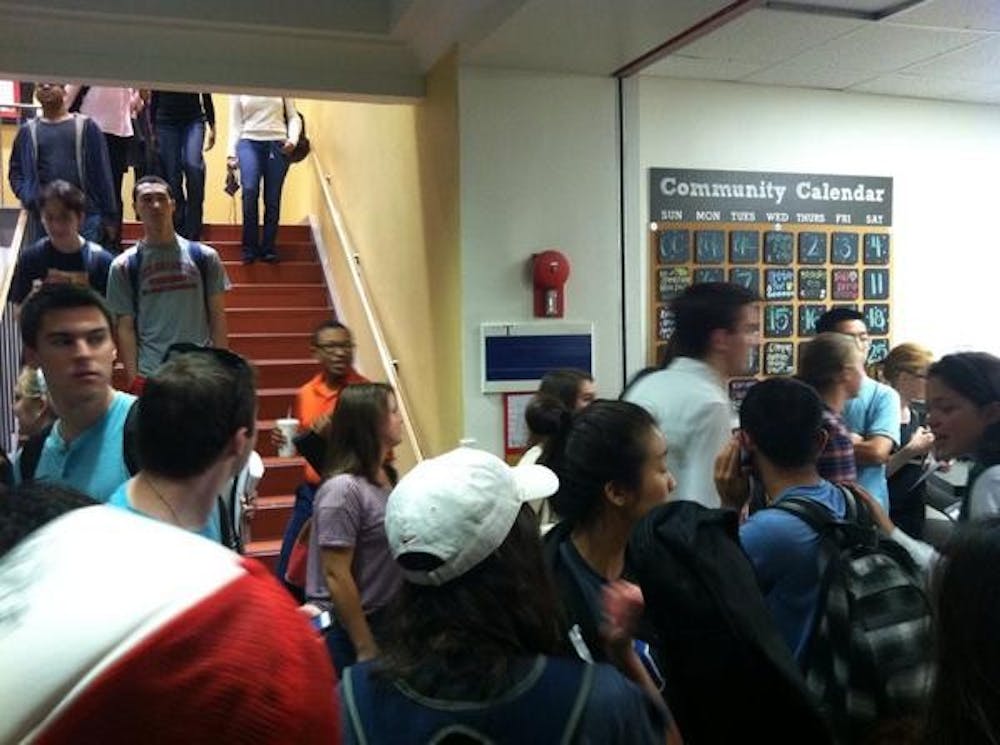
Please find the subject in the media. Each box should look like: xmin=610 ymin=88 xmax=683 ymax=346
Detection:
xmin=309 ymin=154 xmax=424 ymax=463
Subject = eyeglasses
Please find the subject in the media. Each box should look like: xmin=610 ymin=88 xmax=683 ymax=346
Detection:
xmin=313 ymin=342 xmax=355 ymax=353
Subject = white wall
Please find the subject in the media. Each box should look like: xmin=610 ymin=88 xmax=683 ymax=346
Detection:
xmin=459 ymin=67 xmax=621 ymax=454
xmin=626 ymin=77 xmax=1000 ymax=371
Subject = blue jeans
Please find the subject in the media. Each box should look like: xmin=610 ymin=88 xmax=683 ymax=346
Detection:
xmin=158 ymin=120 xmax=206 ymax=240
xmin=237 ymin=139 xmax=289 ymax=259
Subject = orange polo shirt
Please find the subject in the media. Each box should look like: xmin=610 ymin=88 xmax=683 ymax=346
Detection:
xmin=293 ymin=368 xmax=368 ymax=484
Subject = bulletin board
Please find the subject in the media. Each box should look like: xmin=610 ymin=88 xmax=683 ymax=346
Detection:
xmin=649 ymin=168 xmax=893 ymax=405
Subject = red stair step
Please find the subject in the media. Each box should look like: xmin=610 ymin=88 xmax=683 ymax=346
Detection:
xmin=227 ymin=307 xmax=334 ymax=334
xmin=247 ymin=494 xmax=294 ymax=544
xmin=257 ymin=388 xmax=299 ymax=420
xmin=244 ymin=540 xmax=281 ymax=574
xmin=231 ymin=332 xmax=313 ymax=360
xmin=214 ymin=242 xmax=317 ymax=263
xmin=259 ymin=457 xmax=306 ymax=497
xmin=120 ymin=223 xmax=311 ymax=243
xmin=226 ymin=284 xmax=329 ymax=308
xmin=253 ymin=360 xmax=316 ymax=390
xmin=225 ymin=261 xmax=323 ymax=285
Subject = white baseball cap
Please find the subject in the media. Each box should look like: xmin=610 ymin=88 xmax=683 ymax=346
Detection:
xmin=385 ymin=447 xmax=559 ymax=586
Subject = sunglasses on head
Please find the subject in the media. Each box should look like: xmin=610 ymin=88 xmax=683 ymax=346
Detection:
xmin=162 ymin=342 xmax=252 ymax=373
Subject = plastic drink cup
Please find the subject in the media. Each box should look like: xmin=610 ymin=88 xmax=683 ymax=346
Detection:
xmin=276 ymin=417 xmax=300 ymax=457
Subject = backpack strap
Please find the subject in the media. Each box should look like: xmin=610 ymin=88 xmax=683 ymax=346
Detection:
xmin=126 ymin=249 xmax=142 ymax=317
xmin=18 ymin=422 xmax=55 ymax=482
xmin=185 ymin=240 xmax=212 ymax=320
xmin=73 ymin=114 xmax=86 ymax=188
xmin=122 ymin=399 xmax=140 ymax=475
xmin=27 ymin=118 xmax=38 ymax=168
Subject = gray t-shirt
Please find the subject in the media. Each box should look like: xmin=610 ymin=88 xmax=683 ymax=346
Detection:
xmin=105 ymin=237 xmax=229 ymax=375
xmin=306 ymin=473 xmax=402 ymax=615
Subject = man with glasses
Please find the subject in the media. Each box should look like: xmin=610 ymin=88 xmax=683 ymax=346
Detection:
xmin=273 ymin=320 xmax=367 ymax=595
xmin=816 ymin=308 xmax=900 ymax=509
xmin=8 ymin=82 xmax=117 ymax=245
xmin=106 ymin=345 xmax=256 ymax=542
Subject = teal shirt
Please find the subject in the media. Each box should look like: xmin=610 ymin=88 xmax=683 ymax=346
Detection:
xmin=842 ymin=377 xmax=901 ymax=510
xmin=107 ymin=481 xmax=221 ymax=542
xmin=14 ymin=391 xmax=135 ymax=502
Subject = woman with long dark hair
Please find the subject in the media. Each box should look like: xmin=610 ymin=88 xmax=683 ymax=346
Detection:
xmin=340 ymin=447 xmax=675 ymax=744
xmin=860 ymin=353 xmax=1000 ymax=569
xmin=304 ymin=382 xmax=403 ymax=673
xmin=925 ymin=518 xmax=1000 ymax=744
xmin=541 ymin=400 xmax=675 ymax=663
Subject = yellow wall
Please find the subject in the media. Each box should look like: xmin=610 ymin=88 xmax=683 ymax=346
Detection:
xmin=299 ymin=52 xmax=462 ymax=459
xmin=1 ymin=122 xmax=19 ymax=209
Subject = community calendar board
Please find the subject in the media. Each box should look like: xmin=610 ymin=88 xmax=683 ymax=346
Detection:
xmin=649 ymin=167 xmax=893 ymax=406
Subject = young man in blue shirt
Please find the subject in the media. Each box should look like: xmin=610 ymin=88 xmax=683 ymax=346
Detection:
xmin=716 ymin=377 xmax=847 ymax=662
xmin=16 ymin=283 xmax=135 ymax=501
xmin=817 ymin=308 xmax=900 ymax=510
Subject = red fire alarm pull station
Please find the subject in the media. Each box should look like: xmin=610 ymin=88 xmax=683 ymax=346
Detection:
xmin=532 ymin=250 xmax=570 ymax=318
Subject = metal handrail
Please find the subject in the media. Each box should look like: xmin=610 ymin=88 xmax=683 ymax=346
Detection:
xmin=0 ymin=209 xmax=28 ymax=307
xmin=308 ymin=152 xmax=424 ymax=462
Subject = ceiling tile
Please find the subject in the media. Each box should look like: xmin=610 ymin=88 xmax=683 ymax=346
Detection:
xmin=642 ymin=54 xmax=767 ymax=80
xmin=889 ymin=0 xmax=1000 ymax=32
xmin=900 ymin=35 xmax=1000 ymax=83
xmin=678 ymin=8 xmax=864 ymax=65
xmin=743 ymin=62 xmax=876 ymax=89
xmin=789 ymin=23 xmax=987 ymax=73
xmin=849 ymin=72 xmax=984 ymax=99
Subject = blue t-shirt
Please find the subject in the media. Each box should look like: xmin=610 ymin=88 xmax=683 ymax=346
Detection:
xmin=739 ymin=480 xmax=847 ymax=662
xmin=15 ymin=391 xmax=135 ymax=502
xmin=843 ymin=377 xmax=901 ymax=509
xmin=107 ymin=481 xmax=221 ymax=542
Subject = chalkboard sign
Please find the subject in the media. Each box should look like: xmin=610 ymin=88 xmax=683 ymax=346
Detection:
xmin=798 ymin=232 xmax=827 ymax=264
xmin=864 ymin=304 xmax=889 ymax=336
xmin=764 ymin=232 xmax=794 ymax=265
xmin=764 ymin=342 xmax=795 ymax=375
xmin=765 ymin=268 xmax=795 ymax=300
xmin=659 ymin=230 xmax=691 ymax=264
xmin=659 ymin=267 xmax=692 ymax=301
xmin=694 ymin=267 xmax=725 ymax=284
xmin=730 ymin=231 xmax=760 ymax=264
xmin=798 ymin=304 xmax=827 ymax=337
xmin=798 ymin=269 xmax=827 ymax=301
xmin=729 ymin=378 xmax=758 ymax=407
xmin=831 ymin=268 xmax=859 ymax=301
xmin=696 ymin=230 xmax=725 ymax=264
xmin=868 ymin=338 xmax=890 ymax=365
xmin=747 ymin=345 xmax=761 ymax=376
xmin=764 ymin=304 xmax=794 ymax=338
xmin=863 ymin=269 xmax=889 ymax=300
xmin=831 ymin=232 xmax=859 ymax=264
xmin=729 ymin=267 xmax=760 ymax=295
xmin=864 ymin=233 xmax=890 ymax=265
xmin=657 ymin=306 xmax=675 ymax=341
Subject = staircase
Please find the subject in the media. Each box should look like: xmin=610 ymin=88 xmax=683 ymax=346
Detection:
xmin=119 ymin=222 xmax=334 ymax=573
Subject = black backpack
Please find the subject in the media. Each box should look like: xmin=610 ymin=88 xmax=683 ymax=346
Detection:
xmin=775 ymin=489 xmax=933 ymax=743
xmin=627 ymin=501 xmax=832 ymax=744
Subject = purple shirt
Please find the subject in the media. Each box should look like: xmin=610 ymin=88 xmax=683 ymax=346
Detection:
xmin=305 ymin=473 xmax=402 ymax=614
xmin=817 ymin=407 xmax=857 ymax=484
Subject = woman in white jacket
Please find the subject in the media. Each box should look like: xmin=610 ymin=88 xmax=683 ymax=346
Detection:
xmin=227 ymin=96 xmax=301 ymax=264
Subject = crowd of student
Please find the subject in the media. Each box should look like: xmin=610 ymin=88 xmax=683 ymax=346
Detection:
xmin=7 ymin=82 xmax=303 ymax=262
xmin=5 ymin=82 xmax=1000 ymax=745
xmin=4 ymin=272 xmax=1000 ymax=743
